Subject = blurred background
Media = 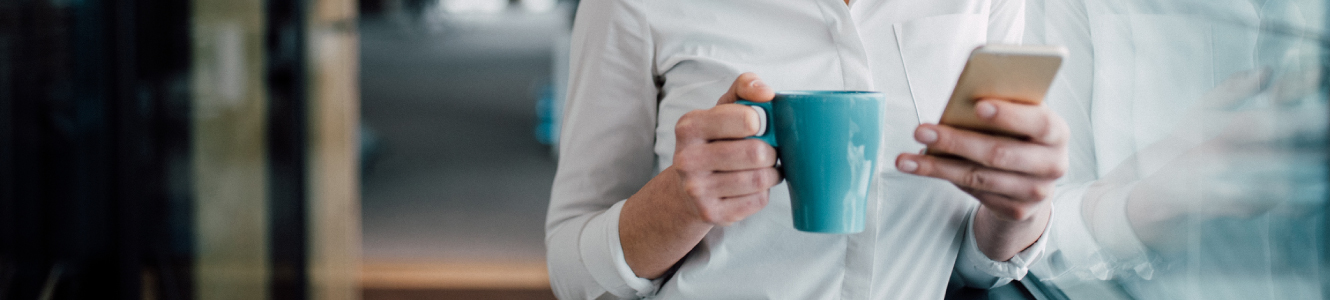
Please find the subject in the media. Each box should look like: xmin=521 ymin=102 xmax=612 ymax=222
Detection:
xmin=1 ymin=0 xmax=1328 ymax=300
xmin=1 ymin=0 xmax=572 ymax=299
xmin=356 ymin=0 xmax=570 ymax=299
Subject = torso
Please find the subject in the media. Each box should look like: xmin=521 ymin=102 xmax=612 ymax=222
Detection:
xmin=634 ymin=0 xmax=1021 ymax=298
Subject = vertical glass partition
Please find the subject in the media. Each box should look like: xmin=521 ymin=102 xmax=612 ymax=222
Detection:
xmin=1026 ymin=0 xmax=1329 ymax=299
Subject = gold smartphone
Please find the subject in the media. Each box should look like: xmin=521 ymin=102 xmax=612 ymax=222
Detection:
xmin=937 ymin=44 xmax=1067 ymax=138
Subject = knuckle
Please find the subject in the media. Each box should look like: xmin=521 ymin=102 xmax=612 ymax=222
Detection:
xmin=675 ymin=112 xmax=702 ymax=135
xmin=710 ymin=214 xmax=730 ymax=225
xmin=761 ymin=168 xmax=781 ymax=186
xmin=683 ymin=180 xmax=709 ymax=198
xmin=1009 ymin=207 xmax=1032 ymax=221
xmin=696 ymin=206 xmax=722 ymax=223
xmin=1031 ymin=124 xmax=1053 ymax=144
xmin=986 ymin=144 xmax=1016 ymax=168
xmin=736 ymin=196 xmax=764 ymax=217
xmin=1035 ymin=113 xmax=1064 ymax=143
xmin=725 ymin=212 xmax=746 ymax=224
xmin=741 ymin=109 xmax=761 ymax=135
xmin=1047 ymin=159 xmax=1068 ymax=178
xmin=735 ymin=72 xmax=758 ymax=84
xmin=1028 ymin=184 xmax=1052 ymax=201
xmin=964 ymin=167 xmax=990 ymax=189
xmin=1049 ymin=114 xmax=1071 ymax=142
xmin=748 ymin=170 xmax=772 ymax=189
xmin=760 ymin=144 xmax=777 ymax=165
xmin=744 ymin=140 xmax=770 ymax=164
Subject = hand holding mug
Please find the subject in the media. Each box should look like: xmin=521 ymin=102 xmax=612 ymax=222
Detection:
xmin=672 ymin=72 xmax=782 ymax=226
xmin=735 ymin=91 xmax=885 ymax=233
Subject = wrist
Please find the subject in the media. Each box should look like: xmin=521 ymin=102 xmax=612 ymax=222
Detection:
xmin=980 ymin=204 xmax=1051 ymax=228
xmin=619 ymin=167 xmax=714 ymax=278
xmin=974 ymin=204 xmax=1051 ymax=261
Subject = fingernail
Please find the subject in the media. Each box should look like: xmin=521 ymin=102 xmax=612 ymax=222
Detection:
xmin=751 ymin=79 xmax=766 ymax=88
xmin=915 ymin=127 xmax=937 ymax=144
xmin=897 ymin=159 xmax=918 ymax=173
xmin=976 ymin=101 xmax=996 ymax=119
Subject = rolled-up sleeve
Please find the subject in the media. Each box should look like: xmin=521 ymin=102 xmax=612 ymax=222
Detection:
xmin=954 ymin=206 xmax=1054 ymax=288
xmin=546 ymin=0 xmax=662 ymax=298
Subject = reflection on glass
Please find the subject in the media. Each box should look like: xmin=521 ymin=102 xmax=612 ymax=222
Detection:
xmin=1030 ymin=0 xmax=1328 ymax=299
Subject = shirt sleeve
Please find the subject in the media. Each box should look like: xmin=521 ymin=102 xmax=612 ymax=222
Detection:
xmin=954 ymin=205 xmax=1054 ymax=288
xmin=545 ymin=0 xmax=663 ymax=298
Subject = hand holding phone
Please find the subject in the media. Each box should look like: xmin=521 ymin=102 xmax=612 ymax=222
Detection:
xmin=898 ymin=44 xmax=1071 ymax=226
xmin=938 ymin=45 xmax=1067 ymax=138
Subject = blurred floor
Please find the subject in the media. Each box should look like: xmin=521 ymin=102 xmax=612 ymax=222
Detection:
xmin=364 ymin=289 xmax=559 ymax=300
xmin=359 ymin=6 xmax=566 ymax=299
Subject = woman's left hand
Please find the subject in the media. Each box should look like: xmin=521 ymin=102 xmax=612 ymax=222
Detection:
xmin=895 ymin=98 xmax=1068 ymax=260
xmin=896 ymin=99 xmax=1068 ymax=221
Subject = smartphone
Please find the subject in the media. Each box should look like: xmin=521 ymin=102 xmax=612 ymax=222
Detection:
xmin=937 ymin=44 xmax=1067 ymax=138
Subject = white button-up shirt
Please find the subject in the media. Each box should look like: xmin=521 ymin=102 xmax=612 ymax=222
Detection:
xmin=546 ymin=0 xmax=1051 ymax=299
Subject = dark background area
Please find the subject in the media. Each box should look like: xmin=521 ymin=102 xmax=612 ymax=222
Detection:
xmin=0 ymin=0 xmax=195 ymax=299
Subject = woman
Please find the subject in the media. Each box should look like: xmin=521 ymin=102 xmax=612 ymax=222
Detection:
xmin=547 ymin=0 xmax=1069 ymax=298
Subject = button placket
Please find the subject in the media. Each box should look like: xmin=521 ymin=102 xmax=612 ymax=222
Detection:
xmin=816 ymin=2 xmax=878 ymax=300
xmin=818 ymin=0 xmax=875 ymax=91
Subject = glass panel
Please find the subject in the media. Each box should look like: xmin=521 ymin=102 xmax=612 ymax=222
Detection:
xmin=1030 ymin=0 xmax=1329 ymax=299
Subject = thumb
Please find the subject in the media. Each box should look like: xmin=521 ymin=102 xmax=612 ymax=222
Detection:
xmin=716 ymin=72 xmax=776 ymax=105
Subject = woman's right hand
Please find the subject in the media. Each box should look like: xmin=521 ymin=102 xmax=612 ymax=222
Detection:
xmin=619 ymin=72 xmax=782 ymax=279
xmin=671 ymin=72 xmax=782 ymax=226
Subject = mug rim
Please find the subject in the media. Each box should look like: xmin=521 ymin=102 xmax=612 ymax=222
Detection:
xmin=776 ymin=90 xmax=883 ymax=96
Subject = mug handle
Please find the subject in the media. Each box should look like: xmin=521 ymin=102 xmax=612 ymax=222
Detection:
xmin=734 ymin=100 xmax=777 ymax=147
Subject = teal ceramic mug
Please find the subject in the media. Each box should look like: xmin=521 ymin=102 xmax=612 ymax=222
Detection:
xmin=736 ymin=91 xmax=884 ymax=234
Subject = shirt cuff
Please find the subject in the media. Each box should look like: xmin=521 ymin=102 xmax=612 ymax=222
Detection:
xmin=1082 ymin=181 xmax=1156 ymax=280
xmin=956 ymin=205 xmax=1054 ymax=288
xmin=579 ymin=199 xmax=662 ymax=298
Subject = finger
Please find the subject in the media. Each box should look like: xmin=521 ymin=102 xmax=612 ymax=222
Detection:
xmin=676 ymin=139 xmax=777 ymax=172
xmin=695 ymin=191 xmax=771 ymax=225
xmin=700 ymin=168 xmax=782 ymax=198
xmin=917 ymin=124 xmax=1066 ymax=178
xmin=675 ymin=104 xmax=764 ymax=144
xmin=716 ymin=72 xmax=776 ymax=105
xmin=897 ymin=153 xmax=1053 ymax=202
xmin=973 ymin=99 xmax=1069 ymax=146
